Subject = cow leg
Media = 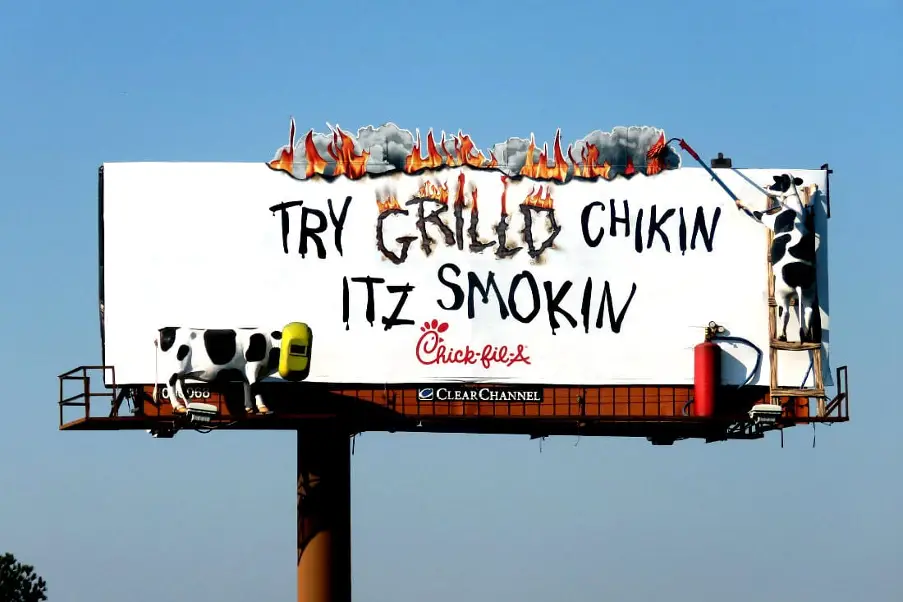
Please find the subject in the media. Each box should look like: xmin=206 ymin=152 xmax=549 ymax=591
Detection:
xmin=242 ymin=380 xmax=255 ymax=414
xmin=169 ymin=374 xmax=187 ymax=413
xmin=175 ymin=378 xmax=191 ymax=413
xmin=245 ymin=363 xmax=271 ymax=414
xmin=175 ymin=377 xmax=190 ymax=407
xmin=799 ymin=287 xmax=816 ymax=342
xmin=254 ymin=392 xmax=271 ymax=414
xmin=776 ymin=290 xmax=793 ymax=342
xmin=795 ymin=287 xmax=807 ymax=342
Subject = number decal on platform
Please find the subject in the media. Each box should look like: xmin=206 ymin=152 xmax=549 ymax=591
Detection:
xmin=159 ymin=387 xmax=211 ymax=400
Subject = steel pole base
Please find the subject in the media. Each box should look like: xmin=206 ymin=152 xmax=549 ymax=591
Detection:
xmin=297 ymin=424 xmax=351 ymax=602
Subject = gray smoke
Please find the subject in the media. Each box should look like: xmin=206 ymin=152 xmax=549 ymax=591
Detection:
xmin=355 ymin=123 xmax=416 ymax=173
xmin=489 ymin=136 xmax=536 ymax=176
xmin=276 ymin=121 xmax=680 ymax=180
xmin=572 ymin=126 xmax=681 ymax=177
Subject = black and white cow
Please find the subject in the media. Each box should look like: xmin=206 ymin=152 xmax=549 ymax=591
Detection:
xmin=153 ymin=327 xmax=283 ymax=414
xmin=736 ymin=174 xmax=818 ymax=342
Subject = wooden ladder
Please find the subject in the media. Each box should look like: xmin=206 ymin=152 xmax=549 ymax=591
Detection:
xmin=764 ymin=196 xmax=826 ymax=418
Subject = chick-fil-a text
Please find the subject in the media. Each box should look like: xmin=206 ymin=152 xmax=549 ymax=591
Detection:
xmin=414 ymin=319 xmax=531 ymax=369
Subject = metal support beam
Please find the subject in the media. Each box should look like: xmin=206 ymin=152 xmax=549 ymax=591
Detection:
xmin=297 ymin=424 xmax=352 ymax=602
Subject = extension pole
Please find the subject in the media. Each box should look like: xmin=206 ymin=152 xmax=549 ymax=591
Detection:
xmin=297 ymin=423 xmax=352 ymax=602
xmin=678 ymin=139 xmax=742 ymax=203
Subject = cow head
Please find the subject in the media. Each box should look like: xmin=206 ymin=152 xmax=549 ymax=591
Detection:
xmin=763 ymin=173 xmax=804 ymax=213
xmin=768 ymin=174 xmax=804 ymax=194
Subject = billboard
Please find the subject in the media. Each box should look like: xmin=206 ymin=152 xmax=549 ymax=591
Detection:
xmin=99 ymin=121 xmax=831 ymax=392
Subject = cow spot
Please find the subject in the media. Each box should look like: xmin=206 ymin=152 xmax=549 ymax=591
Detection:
xmin=268 ymin=347 xmax=281 ymax=372
xmin=773 ymin=210 xmax=796 ymax=234
xmin=769 ymin=174 xmax=804 ymax=193
xmin=159 ymin=327 xmax=179 ymax=352
xmin=782 ymin=262 xmax=815 ymax=289
xmin=771 ymin=233 xmax=792 ymax=264
xmin=788 ymin=232 xmax=816 ymax=262
xmin=769 ymin=175 xmax=791 ymax=193
xmin=212 ymin=368 xmax=244 ymax=383
xmin=176 ymin=344 xmax=190 ymax=361
xmin=271 ymin=330 xmax=282 ymax=340
xmin=245 ymin=333 xmax=267 ymax=363
xmin=203 ymin=329 xmax=238 ymax=365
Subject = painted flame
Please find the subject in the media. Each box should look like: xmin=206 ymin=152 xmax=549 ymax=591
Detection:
xmin=519 ymin=130 xmax=569 ymax=182
xmin=405 ymin=129 xmax=444 ymax=173
xmin=645 ymin=133 xmax=667 ymax=176
xmin=301 ymin=125 xmax=369 ymax=179
xmin=304 ymin=131 xmax=329 ymax=178
xmin=326 ymin=125 xmax=370 ymax=180
xmin=522 ymin=185 xmax=554 ymax=210
xmin=415 ymin=180 xmax=449 ymax=205
xmin=569 ymin=142 xmax=611 ymax=180
xmin=406 ymin=130 xmax=500 ymax=173
xmin=270 ymin=119 xmax=674 ymax=182
xmin=376 ymin=194 xmax=401 ymax=213
xmin=268 ymin=118 xmax=296 ymax=174
xmin=624 ymin=155 xmax=635 ymax=176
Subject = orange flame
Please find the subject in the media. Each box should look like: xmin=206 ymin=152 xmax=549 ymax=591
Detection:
xmin=405 ymin=129 xmax=444 ymax=173
xmin=415 ymin=180 xmax=449 ymax=205
xmin=455 ymin=172 xmax=465 ymax=207
xmin=519 ymin=130 xmax=569 ymax=182
xmin=645 ymin=133 xmax=667 ymax=176
xmin=624 ymin=155 xmax=635 ymax=176
xmin=376 ymin=194 xmax=401 ymax=213
xmin=304 ymin=131 xmax=329 ymax=179
xmin=407 ymin=130 xmax=500 ymax=172
xmin=522 ymin=185 xmax=555 ymax=210
xmin=569 ymin=142 xmax=611 ymax=180
xmin=457 ymin=132 xmax=489 ymax=169
xmin=269 ymin=118 xmax=296 ymax=174
xmin=301 ymin=126 xmax=369 ymax=179
xmin=441 ymin=133 xmax=460 ymax=167
xmin=274 ymin=121 xmax=673 ymax=182
xmin=327 ymin=126 xmax=370 ymax=180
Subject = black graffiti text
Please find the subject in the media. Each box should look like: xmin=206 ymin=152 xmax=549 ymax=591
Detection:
xmin=376 ymin=198 xmax=559 ymax=264
xmin=269 ymin=196 xmax=352 ymax=259
xmin=435 ymin=262 xmax=638 ymax=336
xmin=580 ymin=198 xmax=721 ymax=254
xmin=342 ymin=276 xmax=415 ymax=331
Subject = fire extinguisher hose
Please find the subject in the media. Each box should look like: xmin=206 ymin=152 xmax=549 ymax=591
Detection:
xmin=713 ymin=335 xmax=763 ymax=388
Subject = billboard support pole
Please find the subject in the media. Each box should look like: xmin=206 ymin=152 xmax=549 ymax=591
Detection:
xmin=297 ymin=423 xmax=352 ymax=602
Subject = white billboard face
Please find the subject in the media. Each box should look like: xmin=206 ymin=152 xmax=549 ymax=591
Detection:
xmin=99 ymin=124 xmax=831 ymax=390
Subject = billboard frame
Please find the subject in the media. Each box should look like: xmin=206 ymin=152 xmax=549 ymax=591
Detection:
xmin=63 ymin=147 xmax=850 ymax=602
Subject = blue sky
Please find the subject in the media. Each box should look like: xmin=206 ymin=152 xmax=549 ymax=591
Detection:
xmin=0 ymin=0 xmax=901 ymax=600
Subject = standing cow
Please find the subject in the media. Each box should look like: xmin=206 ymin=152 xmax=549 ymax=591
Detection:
xmin=153 ymin=327 xmax=282 ymax=414
xmin=736 ymin=174 xmax=819 ymax=342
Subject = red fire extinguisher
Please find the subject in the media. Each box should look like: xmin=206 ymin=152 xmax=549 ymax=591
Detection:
xmin=693 ymin=322 xmax=722 ymax=418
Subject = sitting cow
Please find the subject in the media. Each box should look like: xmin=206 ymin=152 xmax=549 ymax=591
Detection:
xmin=736 ymin=174 xmax=819 ymax=342
xmin=153 ymin=326 xmax=282 ymax=414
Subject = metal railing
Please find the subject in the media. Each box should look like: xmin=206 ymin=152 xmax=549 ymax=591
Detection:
xmin=58 ymin=366 xmax=117 ymax=427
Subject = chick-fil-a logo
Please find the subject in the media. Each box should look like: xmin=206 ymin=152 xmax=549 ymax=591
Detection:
xmin=415 ymin=319 xmax=531 ymax=369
